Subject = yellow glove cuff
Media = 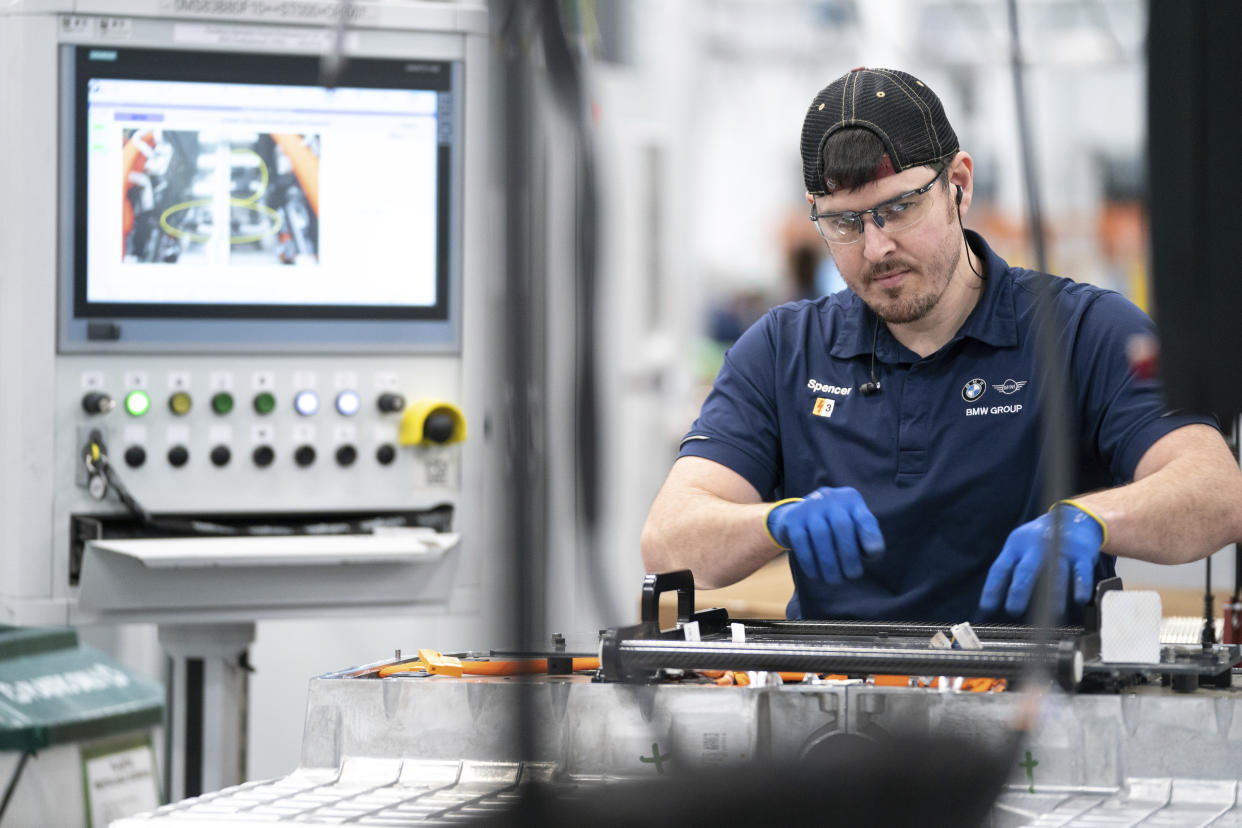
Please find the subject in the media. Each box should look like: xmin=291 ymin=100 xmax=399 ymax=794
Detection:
xmin=1053 ymin=498 xmax=1109 ymax=548
xmin=764 ymin=497 xmax=804 ymax=550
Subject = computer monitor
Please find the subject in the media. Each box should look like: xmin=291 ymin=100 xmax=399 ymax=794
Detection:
xmin=59 ymin=45 xmax=462 ymax=351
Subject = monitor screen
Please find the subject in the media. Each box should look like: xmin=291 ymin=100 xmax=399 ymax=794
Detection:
xmin=60 ymin=45 xmax=462 ymax=349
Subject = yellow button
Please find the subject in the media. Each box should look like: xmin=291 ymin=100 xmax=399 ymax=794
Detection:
xmin=169 ymin=392 xmax=192 ymax=416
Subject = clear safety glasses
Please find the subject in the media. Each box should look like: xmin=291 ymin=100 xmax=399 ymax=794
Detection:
xmin=810 ymin=167 xmax=946 ymax=245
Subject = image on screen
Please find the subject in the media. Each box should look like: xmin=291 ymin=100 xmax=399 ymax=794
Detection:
xmin=71 ymin=48 xmax=455 ymax=322
xmin=123 ymin=130 xmax=321 ymax=268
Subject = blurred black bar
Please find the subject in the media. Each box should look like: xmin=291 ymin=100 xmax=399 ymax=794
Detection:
xmin=1149 ymin=1 xmax=1242 ymax=422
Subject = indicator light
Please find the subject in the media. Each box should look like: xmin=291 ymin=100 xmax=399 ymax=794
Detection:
xmin=294 ymin=390 xmax=319 ymax=417
xmin=253 ymin=392 xmax=276 ymax=415
xmin=169 ymin=392 xmax=192 ymax=416
xmin=211 ymin=392 xmax=234 ymax=415
xmin=124 ymin=390 xmax=150 ymax=417
xmin=335 ymin=390 xmax=361 ymax=417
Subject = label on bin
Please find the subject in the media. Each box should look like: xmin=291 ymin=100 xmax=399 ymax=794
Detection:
xmin=82 ymin=735 xmax=159 ymax=827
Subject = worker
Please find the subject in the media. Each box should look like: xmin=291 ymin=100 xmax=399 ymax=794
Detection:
xmin=641 ymin=67 xmax=1242 ymax=622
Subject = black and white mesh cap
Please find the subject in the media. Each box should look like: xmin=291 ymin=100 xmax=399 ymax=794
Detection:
xmin=800 ymin=67 xmax=959 ymax=195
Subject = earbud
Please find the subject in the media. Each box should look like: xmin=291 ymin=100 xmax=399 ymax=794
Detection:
xmin=955 ymin=185 xmax=963 ymax=206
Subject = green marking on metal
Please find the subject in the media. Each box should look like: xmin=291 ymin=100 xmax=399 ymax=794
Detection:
xmin=639 ymin=742 xmax=670 ymax=774
xmin=1020 ymin=749 xmax=1039 ymax=793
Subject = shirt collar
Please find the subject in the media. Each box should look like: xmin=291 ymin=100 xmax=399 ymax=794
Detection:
xmin=953 ymin=230 xmax=1017 ymax=349
xmin=828 ymin=230 xmax=1016 ymax=360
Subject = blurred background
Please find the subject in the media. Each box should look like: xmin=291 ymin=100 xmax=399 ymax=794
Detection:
xmin=249 ymin=0 xmax=1230 ymax=779
xmin=6 ymin=0 xmax=1230 ymax=798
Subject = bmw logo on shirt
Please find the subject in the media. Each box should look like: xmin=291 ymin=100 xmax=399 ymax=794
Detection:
xmin=962 ymin=378 xmax=986 ymax=402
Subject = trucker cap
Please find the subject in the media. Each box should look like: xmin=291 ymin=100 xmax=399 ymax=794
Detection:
xmin=800 ymin=67 xmax=959 ymax=195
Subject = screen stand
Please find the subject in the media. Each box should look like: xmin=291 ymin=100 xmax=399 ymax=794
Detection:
xmin=159 ymin=623 xmax=254 ymax=802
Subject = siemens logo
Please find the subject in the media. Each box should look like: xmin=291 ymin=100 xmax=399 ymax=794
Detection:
xmin=807 ymin=380 xmax=852 ymax=396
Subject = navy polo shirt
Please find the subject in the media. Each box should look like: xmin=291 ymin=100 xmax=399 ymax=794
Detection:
xmin=680 ymin=231 xmax=1213 ymax=623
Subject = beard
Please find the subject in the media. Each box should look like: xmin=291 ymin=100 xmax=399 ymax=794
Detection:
xmin=857 ymin=224 xmax=963 ymax=325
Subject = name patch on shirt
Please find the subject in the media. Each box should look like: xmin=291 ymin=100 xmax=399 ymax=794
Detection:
xmin=807 ymin=379 xmax=852 ymax=395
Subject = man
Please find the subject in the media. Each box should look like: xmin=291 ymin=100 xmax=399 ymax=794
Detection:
xmin=641 ymin=67 xmax=1242 ymax=623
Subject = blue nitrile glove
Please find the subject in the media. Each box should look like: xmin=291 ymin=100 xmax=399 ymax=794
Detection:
xmin=979 ymin=500 xmax=1108 ymax=617
xmin=765 ymin=486 xmax=885 ymax=584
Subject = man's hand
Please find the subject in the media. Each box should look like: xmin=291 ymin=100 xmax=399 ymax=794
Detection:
xmin=766 ymin=486 xmax=885 ymax=583
xmin=979 ymin=502 xmax=1106 ymax=616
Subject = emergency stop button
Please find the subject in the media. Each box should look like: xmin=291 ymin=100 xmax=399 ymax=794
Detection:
xmin=398 ymin=400 xmax=466 ymax=446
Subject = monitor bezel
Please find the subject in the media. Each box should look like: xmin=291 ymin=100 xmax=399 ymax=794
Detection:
xmin=58 ymin=44 xmax=463 ymax=353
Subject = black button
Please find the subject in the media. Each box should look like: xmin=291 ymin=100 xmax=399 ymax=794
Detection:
xmin=81 ymin=392 xmax=114 ymax=415
xmin=376 ymin=443 xmax=396 ymax=465
xmin=124 ymin=445 xmax=146 ymax=468
xmin=210 ymin=445 xmax=231 ymax=467
xmin=377 ymin=392 xmax=406 ymax=413
xmin=423 ymin=412 xmax=455 ymax=443
xmin=335 ymin=444 xmax=357 ymax=467
xmin=294 ymin=445 xmax=316 ymax=467
xmin=167 ymin=445 xmax=189 ymax=467
xmin=252 ymin=445 xmax=275 ymax=467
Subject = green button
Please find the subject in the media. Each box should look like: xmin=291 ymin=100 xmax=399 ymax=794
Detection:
xmin=124 ymin=390 xmax=150 ymax=417
xmin=253 ymin=392 xmax=276 ymax=415
xmin=211 ymin=392 xmax=234 ymax=415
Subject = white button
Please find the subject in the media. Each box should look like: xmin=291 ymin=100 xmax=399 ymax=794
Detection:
xmin=335 ymin=390 xmax=361 ymax=417
xmin=294 ymin=390 xmax=319 ymax=417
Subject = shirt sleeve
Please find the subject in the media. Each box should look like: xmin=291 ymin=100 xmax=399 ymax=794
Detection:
xmin=678 ymin=313 xmax=784 ymax=499
xmin=1073 ymin=290 xmax=1217 ymax=482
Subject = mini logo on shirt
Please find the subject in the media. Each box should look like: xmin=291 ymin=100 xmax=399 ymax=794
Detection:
xmin=962 ymin=378 xmax=986 ymax=402
xmin=993 ymin=379 xmax=1028 ymax=395
xmin=812 ymin=397 xmax=835 ymax=418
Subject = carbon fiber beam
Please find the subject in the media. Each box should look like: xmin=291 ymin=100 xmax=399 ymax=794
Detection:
xmin=600 ymin=635 xmax=1083 ymax=690
xmin=738 ymin=619 xmax=1084 ymax=642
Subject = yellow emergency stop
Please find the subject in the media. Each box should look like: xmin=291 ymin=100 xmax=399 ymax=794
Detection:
xmin=398 ymin=399 xmax=467 ymax=446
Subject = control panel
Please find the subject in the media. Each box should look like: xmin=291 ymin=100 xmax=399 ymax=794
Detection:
xmin=64 ymin=358 xmax=466 ymax=510
xmin=0 ymin=2 xmax=493 ymax=626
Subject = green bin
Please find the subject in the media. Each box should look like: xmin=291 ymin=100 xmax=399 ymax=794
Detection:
xmin=0 ymin=625 xmax=163 ymax=828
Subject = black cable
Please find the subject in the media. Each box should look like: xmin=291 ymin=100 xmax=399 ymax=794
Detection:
xmin=956 ymin=192 xmax=987 ymax=281
xmin=0 ymin=751 xmax=35 ymax=823
xmin=498 ymin=0 xmax=542 ymax=776
xmin=861 ymin=315 xmax=881 ymax=396
xmin=1204 ymin=555 xmax=1217 ymax=646
xmin=538 ymin=0 xmax=624 ymax=627
xmin=87 ymin=440 xmax=435 ymax=538
xmin=1008 ymin=6 xmax=1049 ymax=276
xmin=1235 ymin=544 xmax=1241 ymax=604
xmin=1233 ymin=419 xmax=1241 ymax=604
xmin=319 ymin=0 xmax=354 ymax=89
xmin=1005 ymin=0 xmax=1076 ymax=757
